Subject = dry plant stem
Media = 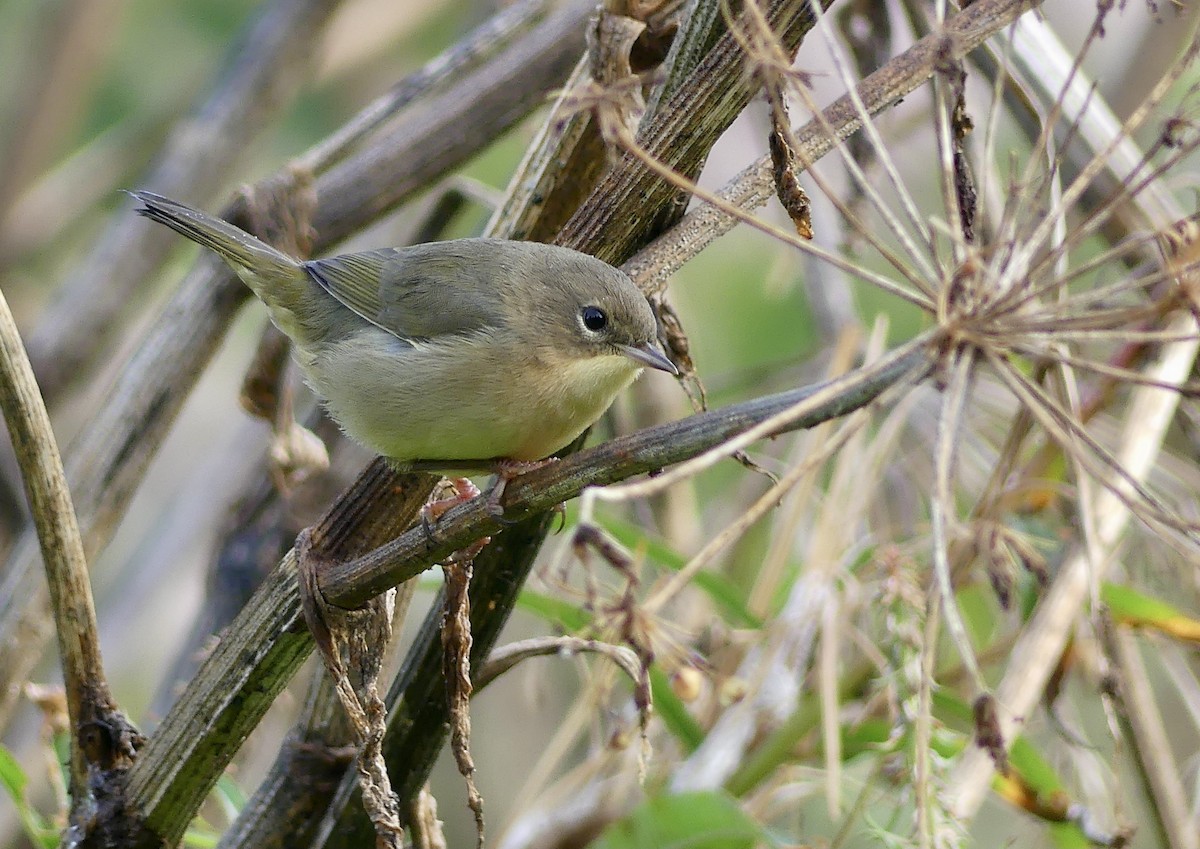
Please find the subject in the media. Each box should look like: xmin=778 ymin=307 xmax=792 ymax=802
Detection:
xmin=490 ymin=0 xmax=725 ymax=259
xmin=441 ymin=560 xmax=485 ymax=847
xmin=624 ymin=0 xmax=1042 ymax=295
xmin=930 ymin=353 xmax=984 ymax=690
xmin=819 ymin=590 xmax=841 ymax=818
xmin=217 ymin=578 xmax=418 ymax=849
xmin=647 ymin=0 xmax=729 ymax=112
xmin=490 ymin=0 xmax=724 ymax=243
xmin=123 ymin=462 xmax=435 ymax=847
xmin=1109 ymin=629 xmax=1198 ymax=849
xmin=0 ymin=0 xmax=590 ymax=733
xmin=297 ymin=515 xmax=416 ymax=849
xmin=315 ymin=511 xmax=561 ymax=849
xmin=502 ymin=776 xmax=631 ymax=849
xmin=556 ymin=0 xmax=832 ymax=261
xmin=408 ymin=787 xmax=447 ymax=849
xmin=913 ymin=587 xmax=939 ymax=849
xmin=676 ymin=346 xmax=887 ymax=806
xmin=485 ymin=56 xmax=601 ymax=242
xmin=299 ymin=565 xmax=403 ymax=849
xmin=0 ymin=288 xmax=123 ymax=813
xmin=946 ymin=309 xmax=1200 ymax=820
xmin=475 ymin=637 xmax=643 ymax=692
xmin=322 ymin=338 xmax=929 ymax=608
xmin=22 ymin=0 xmax=344 ymax=404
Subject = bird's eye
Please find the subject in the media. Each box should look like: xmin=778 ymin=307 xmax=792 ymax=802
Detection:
xmin=581 ymin=306 xmax=608 ymax=332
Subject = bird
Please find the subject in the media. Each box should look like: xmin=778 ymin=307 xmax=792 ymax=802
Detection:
xmin=129 ymin=191 xmax=676 ymax=506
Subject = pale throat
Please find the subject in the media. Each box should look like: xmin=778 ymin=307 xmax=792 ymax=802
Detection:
xmin=552 ymin=350 xmax=643 ymax=404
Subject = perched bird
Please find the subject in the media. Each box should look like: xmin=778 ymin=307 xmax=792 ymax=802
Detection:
xmin=130 ymin=191 xmax=676 ymax=489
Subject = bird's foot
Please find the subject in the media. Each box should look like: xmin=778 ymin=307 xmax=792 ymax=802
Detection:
xmin=422 ymin=477 xmax=492 ymax=560
xmin=486 ymin=458 xmax=559 ymax=519
xmin=423 ymin=477 xmax=481 ymax=525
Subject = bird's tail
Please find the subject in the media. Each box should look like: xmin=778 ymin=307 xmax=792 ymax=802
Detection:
xmin=142 ymin=187 xmax=312 ymax=276
xmin=130 ymin=191 xmax=299 ymax=274
xmin=129 ymin=190 xmax=319 ymax=340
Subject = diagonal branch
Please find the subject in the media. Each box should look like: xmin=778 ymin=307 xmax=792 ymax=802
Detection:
xmin=0 ymin=0 xmax=591 ymax=734
xmin=624 ymin=0 xmax=1042 ymax=295
xmin=125 ymin=337 xmax=929 ymax=846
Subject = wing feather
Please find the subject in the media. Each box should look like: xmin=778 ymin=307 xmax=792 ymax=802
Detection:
xmin=304 ymin=241 xmax=522 ymax=340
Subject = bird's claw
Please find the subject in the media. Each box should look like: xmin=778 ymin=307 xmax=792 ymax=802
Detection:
xmin=486 ymin=457 xmax=559 ymax=521
xmin=421 ymin=477 xmax=481 ymax=545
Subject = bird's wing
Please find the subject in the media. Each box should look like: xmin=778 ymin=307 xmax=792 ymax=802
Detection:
xmin=304 ymin=245 xmax=504 ymax=340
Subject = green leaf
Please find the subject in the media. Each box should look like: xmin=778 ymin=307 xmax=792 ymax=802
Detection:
xmin=182 ymin=825 xmax=221 ymax=848
xmin=600 ymin=517 xmax=761 ymax=628
xmin=592 ymin=791 xmax=767 ymax=849
xmin=0 ymin=745 xmax=59 ymax=848
xmin=514 ymin=588 xmax=592 ymax=631
xmin=0 ymin=744 xmax=28 ymax=798
xmin=212 ymin=773 xmax=247 ymax=821
xmin=1102 ymin=582 xmax=1182 ymax=622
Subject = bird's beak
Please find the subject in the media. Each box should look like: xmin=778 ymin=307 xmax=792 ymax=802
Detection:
xmin=618 ymin=342 xmax=678 ymax=375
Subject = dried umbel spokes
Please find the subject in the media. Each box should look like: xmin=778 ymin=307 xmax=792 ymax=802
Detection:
xmin=520 ymin=3 xmax=1200 ymax=844
xmin=1159 ymin=215 xmax=1200 ymax=322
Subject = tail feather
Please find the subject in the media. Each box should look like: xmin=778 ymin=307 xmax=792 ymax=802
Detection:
xmin=128 ymin=189 xmax=300 ymax=285
xmin=128 ymin=190 xmax=317 ymax=336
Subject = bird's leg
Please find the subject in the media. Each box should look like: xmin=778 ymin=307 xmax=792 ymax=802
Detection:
xmin=422 ymin=477 xmax=491 ymax=560
xmin=485 ymin=458 xmax=559 ymax=519
xmin=424 ymin=477 xmax=481 ymax=524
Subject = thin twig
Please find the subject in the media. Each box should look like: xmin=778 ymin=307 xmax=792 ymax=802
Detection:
xmin=321 ymin=339 xmax=931 ymax=608
xmin=475 ymin=636 xmax=643 ymax=693
xmin=623 ymin=0 xmax=1042 ymax=295
xmin=1108 ymin=627 xmax=1199 ymax=849
xmin=0 ymin=287 xmax=138 ymax=826
xmin=125 ymin=343 xmax=929 ymax=846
